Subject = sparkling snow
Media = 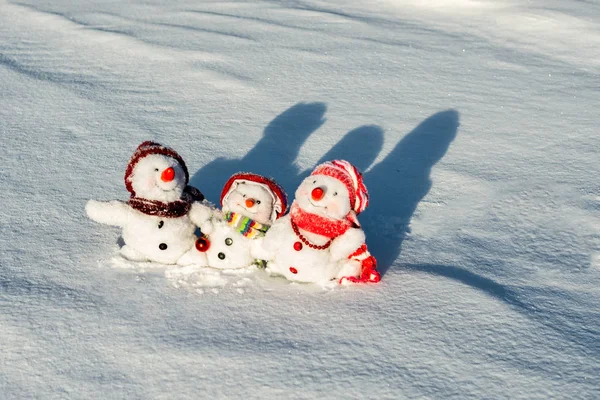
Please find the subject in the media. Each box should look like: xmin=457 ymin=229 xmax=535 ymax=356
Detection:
xmin=1 ymin=0 xmax=598 ymax=398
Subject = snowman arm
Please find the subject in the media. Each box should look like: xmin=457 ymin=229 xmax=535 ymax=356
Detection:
xmin=251 ymin=237 xmax=274 ymax=261
xmin=329 ymin=228 xmax=366 ymax=262
xmin=251 ymin=216 xmax=288 ymax=260
xmin=188 ymin=202 xmax=219 ymax=231
xmin=335 ymin=259 xmax=362 ymax=281
xmin=85 ymin=200 xmax=132 ymax=227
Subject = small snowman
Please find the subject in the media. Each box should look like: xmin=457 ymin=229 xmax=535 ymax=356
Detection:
xmin=191 ymin=173 xmax=287 ymax=270
xmin=252 ymin=160 xmax=380 ymax=284
xmin=86 ymin=141 xmax=208 ymax=265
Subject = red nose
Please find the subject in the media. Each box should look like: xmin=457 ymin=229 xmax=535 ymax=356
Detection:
xmin=161 ymin=167 xmax=175 ymax=182
xmin=311 ymin=187 xmax=325 ymax=201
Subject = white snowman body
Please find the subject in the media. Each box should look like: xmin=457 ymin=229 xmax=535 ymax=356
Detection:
xmin=200 ymin=220 xmax=256 ymax=269
xmin=193 ymin=179 xmax=280 ymax=270
xmin=253 ymin=174 xmax=365 ymax=283
xmin=86 ymin=148 xmax=207 ymax=266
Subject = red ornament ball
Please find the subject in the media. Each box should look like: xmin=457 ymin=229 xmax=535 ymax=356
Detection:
xmin=195 ymin=236 xmax=210 ymax=252
xmin=293 ymin=241 xmax=303 ymax=251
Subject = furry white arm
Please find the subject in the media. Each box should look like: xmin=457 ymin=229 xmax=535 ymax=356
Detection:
xmin=251 ymin=216 xmax=289 ymax=261
xmin=85 ymin=200 xmax=132 ymax=227
xmin=251 ymin=237 xmax=274 ymax=261
xmin=329 ymin=228 xmax=366 ymax=262
xmin=188 ymin=203 xmax=218 ymax=231
xmin=336 ymin=259 xmax=362 ymax=281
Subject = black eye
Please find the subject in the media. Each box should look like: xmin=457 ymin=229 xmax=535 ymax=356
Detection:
xmin=154 ymin=168 xmax=159 ymax=172
xmin=333 ymin=192 xmax=338 ymax=196
xmin=158 ymin=221 xmax=164 ymax=229
xmin=242 ymin=194 xmax=246 ymax=198
xmin=225 ymin=238 xmax=233 ymax=246
xmin=256 ymin=200 xmax=261 ymax=204
xmin=313 ymin=180 xmax=316 ymax=184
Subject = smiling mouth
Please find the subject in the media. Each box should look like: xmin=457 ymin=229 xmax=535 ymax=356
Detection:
xmin=157 ymin=182 xmax=176 ymax=191
xmin=308 ymin=198 xmax=328 ymax=213
xmin=155 ymin=178 xmax=179 ymax=192
xmin=237 ymin=202 xmax=257 ymax=214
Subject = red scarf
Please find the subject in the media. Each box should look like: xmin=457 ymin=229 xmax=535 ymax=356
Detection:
xmin=128 ymin=186 xmax=204 ymax=218
xmin=290 ymin=201 xmax=355 ymax=238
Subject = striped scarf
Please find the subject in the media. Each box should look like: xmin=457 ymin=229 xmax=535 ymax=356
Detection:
xmin=224 ymin=212 xmax=269 ymax=239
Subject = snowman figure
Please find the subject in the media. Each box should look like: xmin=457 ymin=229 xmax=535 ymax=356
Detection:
xmin=191 ymin=173 xmax=287 ymax=270
xmin=85 ymin=141 xmax=208 ymax=265
xmin=252 ymin=160 xmax=380 ymax=284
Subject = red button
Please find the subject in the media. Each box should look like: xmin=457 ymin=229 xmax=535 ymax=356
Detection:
xmin=293 ymin=241 xmax=303 ymax=251
xmin=289 ymin=267 xmax=298 ymax=274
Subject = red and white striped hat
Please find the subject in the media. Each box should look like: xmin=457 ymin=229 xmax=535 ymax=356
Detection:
xmin=311 ymin=160 xmax=369 ymax=215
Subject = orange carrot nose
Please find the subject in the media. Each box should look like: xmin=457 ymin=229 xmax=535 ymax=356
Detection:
xmin=245 ymin=198 xmax=256 ymax=208
xmin=311 ymin=187 xmax=325 ymax=201
xmin=161 ymin=167 xmax=175 ymax=182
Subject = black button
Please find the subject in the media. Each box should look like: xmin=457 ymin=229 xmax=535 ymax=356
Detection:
xmin=218 ymin=252 xmax=226 ymax=260
xmin=158 ymin=221 xmax=164 ymax=229
xmin=225 ymin=238 xmax=233 ymax=246
xmin=159 ymin=243 xmax=168 ymax=250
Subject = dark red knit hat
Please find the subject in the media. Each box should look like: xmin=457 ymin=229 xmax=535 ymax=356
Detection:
xmin=220 ymin=173 xmax=288 ymax=220
xmin=124 ymin=141 xmax=189 ymax=197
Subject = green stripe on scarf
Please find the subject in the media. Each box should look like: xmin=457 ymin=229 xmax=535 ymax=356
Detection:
xmin=224 ymin=212 xmax=270 ymax=239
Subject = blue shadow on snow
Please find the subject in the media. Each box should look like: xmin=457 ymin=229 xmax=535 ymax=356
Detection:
xmin=191 ymin=103 xmax=459 ymax=278
xmin=190 ymin=102 xmax=327 ymax=203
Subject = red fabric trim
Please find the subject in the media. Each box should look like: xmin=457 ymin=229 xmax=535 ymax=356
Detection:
xmin=339 ymin=244 xmax=380 ymax=284
xmin=124 ymin=141 xmax=189 ymax=197
xmin=220 ymin=172 xmax=288 ymax=218
xmin=289 ymin=202 xmax=353 ymax=239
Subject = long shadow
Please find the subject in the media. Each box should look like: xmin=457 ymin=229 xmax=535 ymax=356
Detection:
xmin=405 ymin=263 xmax=599 ymax=356
xmin=404 ymin=263 xmax=527 ymax=308
xmin=361 ymin=110 xmax=459 ymax=276
xmin=296 ymin=125 xmax=385 ymax=185
xmin=191 ymin=102 xmax=326 ymax=204
xmin=191 ymin=105 xmax=459 ymax=278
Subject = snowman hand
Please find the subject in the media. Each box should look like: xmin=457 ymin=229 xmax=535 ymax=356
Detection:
xmin=85 ymin=200 xmax=131 ymax=227
xmin=200 ymin=220 xmax=215 ymax=235
xmin=258 ymin=216 xmax=288 ymax=255
xmin=189 ymin=202 xmax=217 ymax=228
xmin=329 ymin=228 xmax=366 ymax=261
xmin=251 ymin=237 xmax=274 ymax=261
xmin=336 ymin=259 xmax=362 ymax=283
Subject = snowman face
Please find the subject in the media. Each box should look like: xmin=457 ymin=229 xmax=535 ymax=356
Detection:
xmin=130 ymin=154 xmax=186 ymax=202
xmin=223 ymin=181 xmax=276 ymax=225
xmin=295 ymin=175 xmax=350 ymax=220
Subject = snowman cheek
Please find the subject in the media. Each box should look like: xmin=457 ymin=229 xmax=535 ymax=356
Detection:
xmin=326 ymin=200 xmax=340 ymax=215
xmin=297 ymin=187 xmax=309 ymax=198
xmin=146 ymin=177 xmax=156 ymax=190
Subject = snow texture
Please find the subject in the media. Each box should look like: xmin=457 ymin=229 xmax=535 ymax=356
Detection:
xmin=1 ymin=0 xmax=599 ymax=398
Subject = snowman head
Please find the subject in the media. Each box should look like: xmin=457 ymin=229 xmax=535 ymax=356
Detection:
xmin=221 ymin=173 xmax=288 ymax=225
xmin=124 ymin=142 xmax=189 ymax=202
xmin=296 ymin=160 xmax=369 ymax=222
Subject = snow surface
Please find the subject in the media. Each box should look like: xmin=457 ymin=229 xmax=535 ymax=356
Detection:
xmin=1 ymin=0 xmax=599 ymax=398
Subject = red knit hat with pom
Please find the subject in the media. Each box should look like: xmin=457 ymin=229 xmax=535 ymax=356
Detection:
xmin=311 ymin=160 xmax=369 ymax=215
xmin=221 ymin=173 xmax=288 ymax=221
xmin=124 ymin=141 xmax=189 ymax=197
